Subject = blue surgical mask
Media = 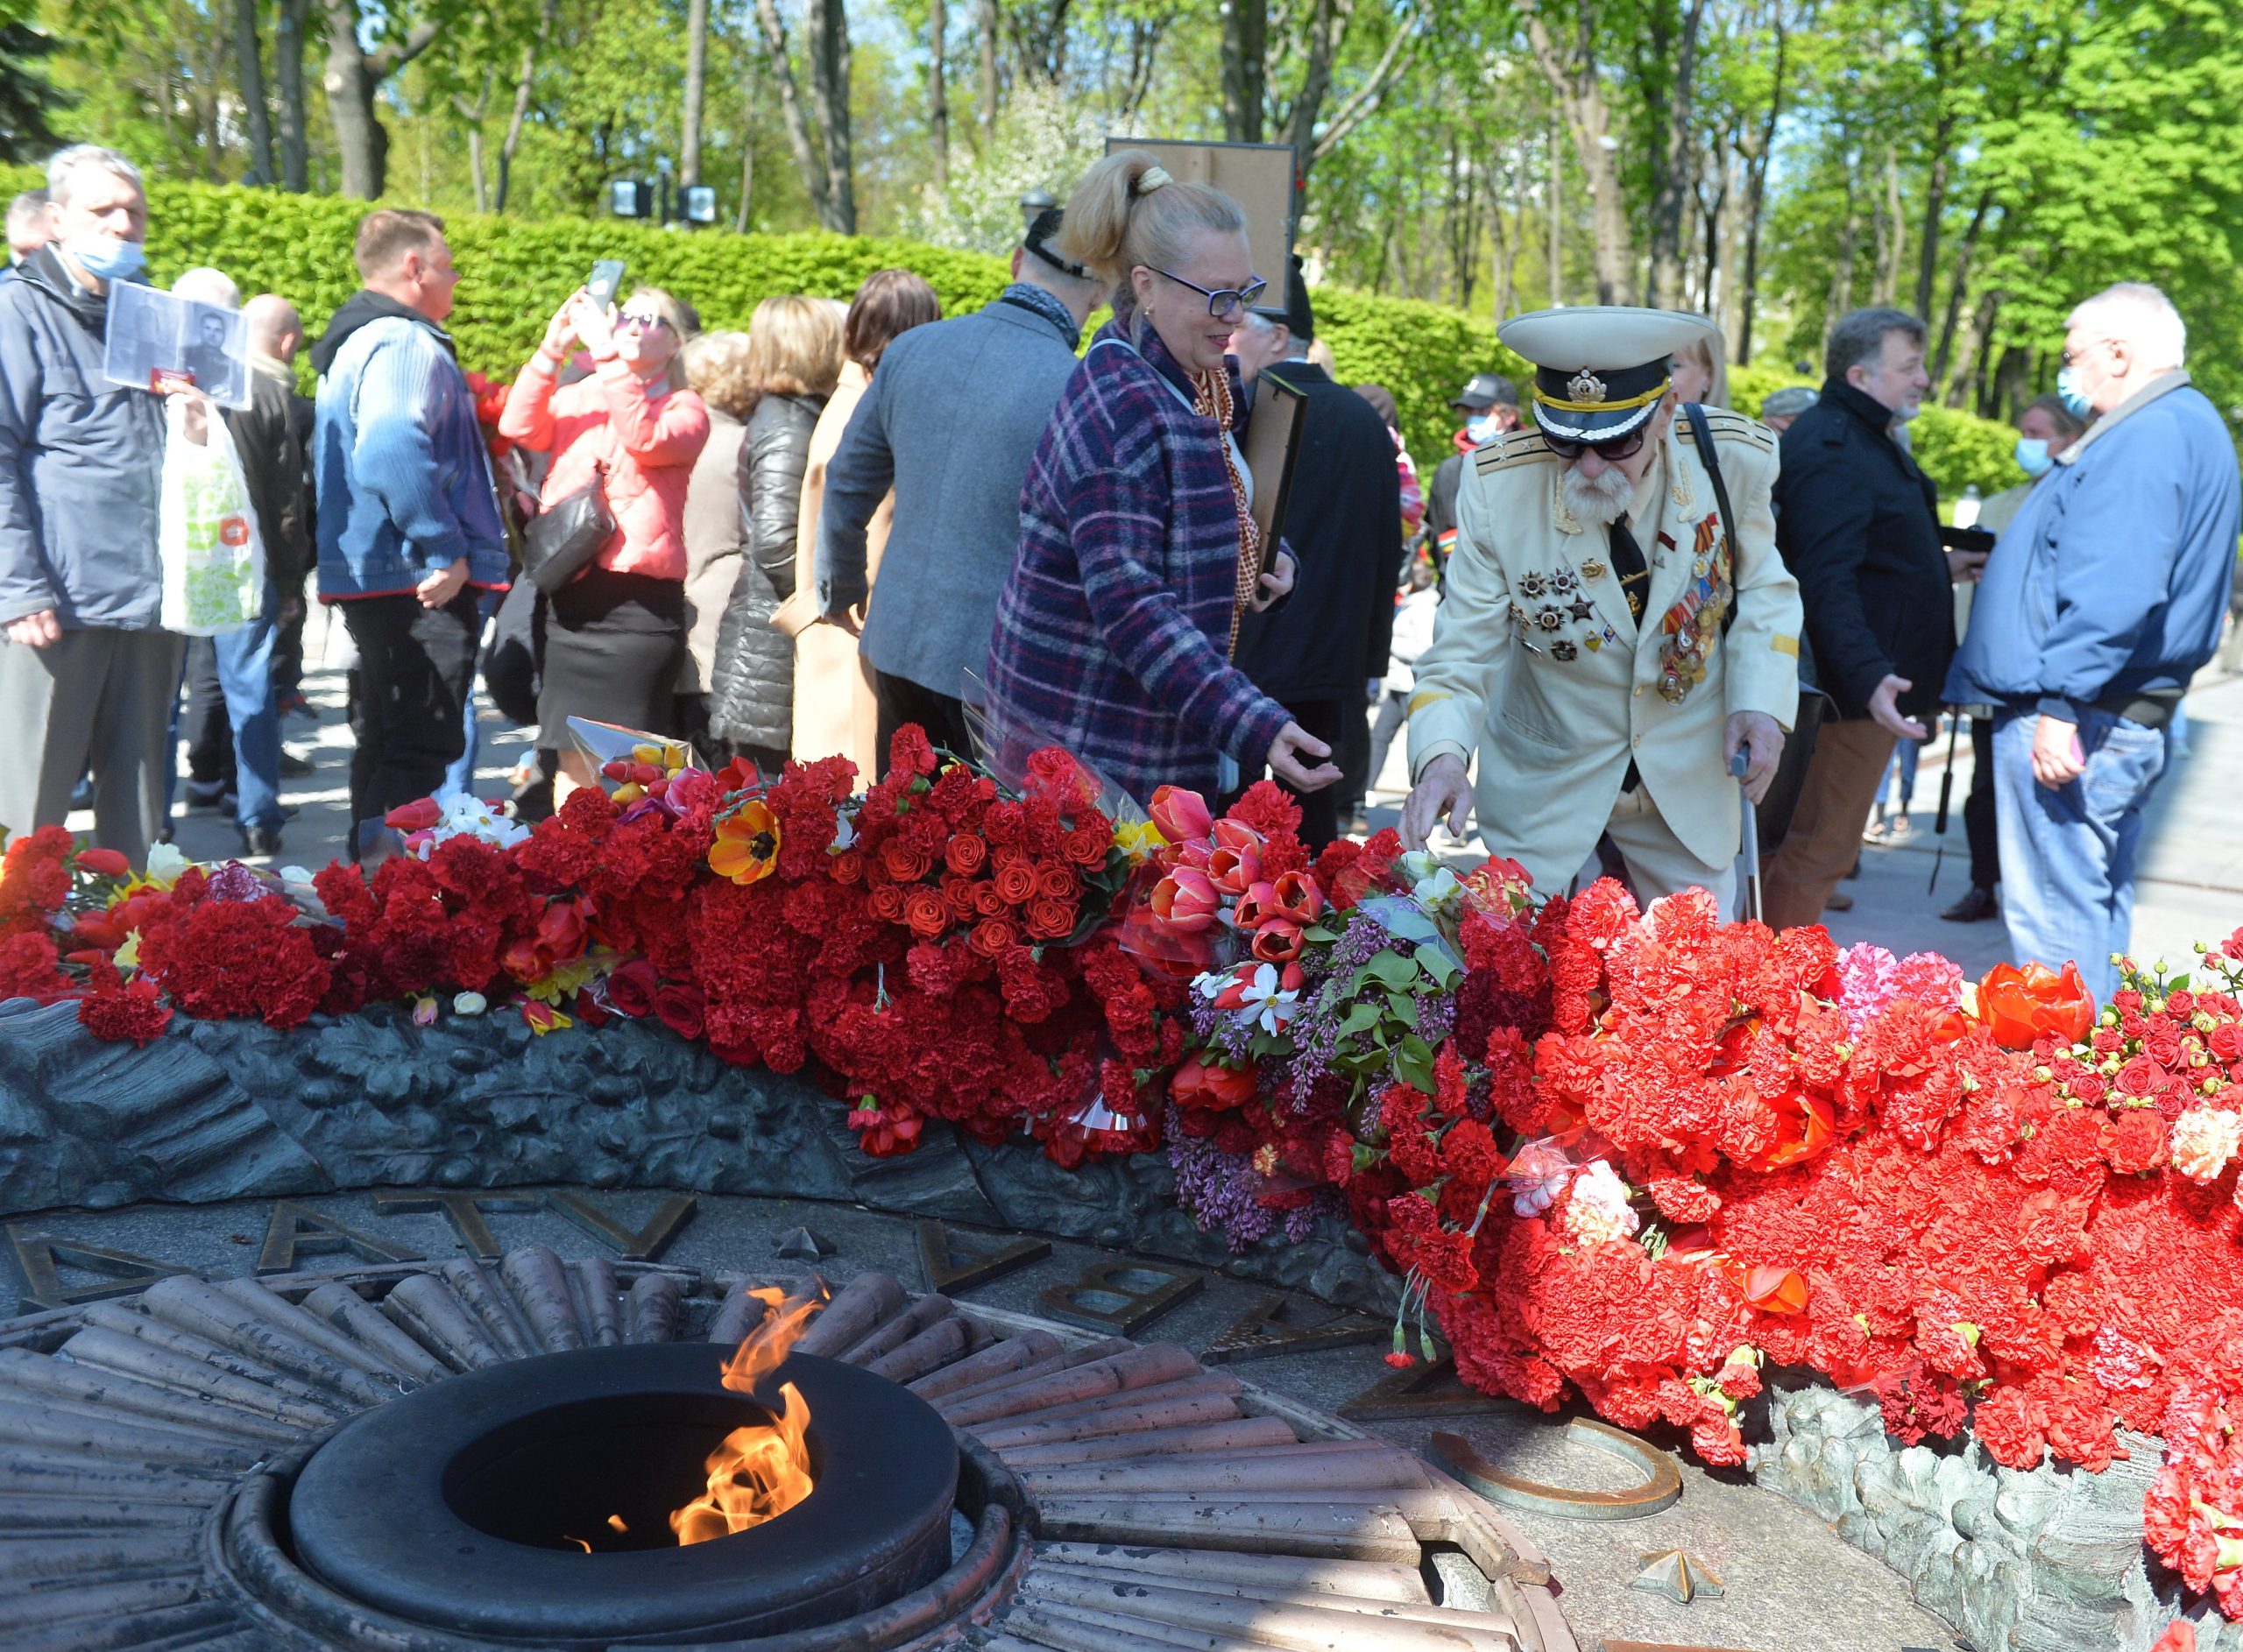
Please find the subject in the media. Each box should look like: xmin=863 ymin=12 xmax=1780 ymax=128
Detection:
xmin=2055 ymin=365 xmax=2093 ymax=420
xmin=2014 ymin=437 xmax=2054 ymax=477
xmin=1466 ymin=412 xmax=1504 ymax=444
xmin=60 ymin=232 xmax=145 ymax=280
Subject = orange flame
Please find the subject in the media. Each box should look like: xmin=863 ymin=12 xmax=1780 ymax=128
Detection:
xmin=669 ymin=1284 xmax=826 ymax=1544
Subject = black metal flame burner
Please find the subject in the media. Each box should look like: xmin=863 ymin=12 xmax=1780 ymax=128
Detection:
xmin=286 ymin=1345 xmax=959 ymax=1646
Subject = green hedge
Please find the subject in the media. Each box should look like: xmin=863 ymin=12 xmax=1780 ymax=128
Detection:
xmin=6 ymin=167 xmax=2026 ymax=498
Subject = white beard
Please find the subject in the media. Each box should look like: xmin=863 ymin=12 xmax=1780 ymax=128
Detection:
xmin=1560 ymin=462 xmax=1635 ymax=526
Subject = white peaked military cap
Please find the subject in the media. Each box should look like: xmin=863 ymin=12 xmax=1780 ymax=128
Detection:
xmin=1497 ymin=306 xmax=1721 ymax=442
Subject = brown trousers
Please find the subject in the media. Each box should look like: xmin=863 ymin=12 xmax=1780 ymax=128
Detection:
xmin=1760 ymin=716 xmax=1897 ymax=931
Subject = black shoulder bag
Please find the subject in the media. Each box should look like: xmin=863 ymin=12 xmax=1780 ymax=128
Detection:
xmin=1681 ymin=402 xmax=1828 ymax=854
xmin=519 ymin=460 xmax=615 ymax=596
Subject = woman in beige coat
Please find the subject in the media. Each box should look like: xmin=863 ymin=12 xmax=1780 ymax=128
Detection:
xmin=788 ymin=271 xmax=942 ymax=774
xmin=676 ymin=331 xmax=754 ymax=757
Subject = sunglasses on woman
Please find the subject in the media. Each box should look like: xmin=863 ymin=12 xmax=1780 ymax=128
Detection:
xmin=617 ymin=313 xmax=669 ymax=333
xmin=1148 ymin=267 xmax=1269 ymax=320
xmin=1537 ymin=425 xmax=1651 ymax=462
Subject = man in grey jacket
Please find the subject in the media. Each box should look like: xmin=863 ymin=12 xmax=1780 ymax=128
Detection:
xmin=815 ymin=208 xmax=1102 ymax=764
xmin=0 ymin=146 xmax=175 ymax=865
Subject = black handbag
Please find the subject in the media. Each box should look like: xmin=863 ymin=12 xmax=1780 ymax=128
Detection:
xmin=519 ymin=461 xmax=614 ymax=596
xmin=1681 ymin=402 xmax=1831 ymax=854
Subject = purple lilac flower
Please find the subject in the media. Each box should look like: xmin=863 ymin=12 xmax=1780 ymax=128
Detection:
xmin=1166 ymin=1108 xmax=1277 ymax=1251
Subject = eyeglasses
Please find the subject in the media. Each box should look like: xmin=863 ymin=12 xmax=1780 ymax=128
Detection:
xmin=2059 ymin=336 xmax=2107 ymax=367
xmin=618 ymin=313 xmax=669 ymax=333
xmin=1537 ymin=425 xmax=1650 ymax=462
xmin=1147 ymin=267 xmax=1268 ymax=320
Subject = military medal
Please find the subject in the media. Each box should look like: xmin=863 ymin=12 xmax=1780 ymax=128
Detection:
xmin=1581 ymin=559 xmax=1608 ymax=582
xmin=1552 ymin=640 xmax=1578 ymax=661
xmin=1519 ymin=572 xmax=1548 ymax=600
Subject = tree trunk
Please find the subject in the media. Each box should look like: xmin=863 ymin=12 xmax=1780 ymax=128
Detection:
xmin=234 ymin=0 xmax=276 ymax=185
xmin=926 ymin=0 xmax=949 ymax=192
xmin=274 ymin=0 xmax=309 ymax=189
xmin=1931 ymin=190 xmax=1992 ymax=390
xmin=1220 ymin=0 xmax=1266 ymax=144
xmin=495 ymin=0 xmax=556 ymax=215
xmin=754 ymin=0 xmax=833 ymax=227
xmin=1521 ymin=1 xmax=1632 ymax=305
xmin=735 ymin=118 xmax=754 ymax=232
xmin=319 ymin=0 xmax=439 ymax=199
xmin=682 ymin=0 xmax=710 ymax=187
xmin=1645 ymin=0 xmax=1708 ymax=307
xmin=1546 ymin=107 xmax=1562 ymax=307
xmin=1871 ymin=146 xmax=1904 ymax=307
xmin=1731 ymin=7 xmax=1784 ymax=362
xmin=975 ymin=0 xmax=998 ymax=151
xmin=1914 ymin=117 xmax=1954 ymax=319
xmin=805 ymin=0 xmax=855 ymax=233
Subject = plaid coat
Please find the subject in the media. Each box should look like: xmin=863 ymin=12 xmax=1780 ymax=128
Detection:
xmin=984 ymin=325 xmax=1293 ymax=806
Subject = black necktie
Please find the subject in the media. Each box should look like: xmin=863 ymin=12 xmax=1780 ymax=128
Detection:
xmin=1609 ymin=516 xmax=1650 ymax=624
xmin=1609 ymin=516 xmax=1648 ymax=794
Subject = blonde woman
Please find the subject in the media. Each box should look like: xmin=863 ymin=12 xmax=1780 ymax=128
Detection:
xmin=1670 ymin=330 xmax=1730 ymax=408
xmin=789 ymin=269 xmax=941 ymax=773
xmin=500 ymin=284 xmax=709 ymax=802
xmin=981 ymin=149 xmax=1327 ymax=804
xmin=676 ymin=330 xmax=754 ymax=752
xmin=706 ymin=295 xmax=843 ymax=772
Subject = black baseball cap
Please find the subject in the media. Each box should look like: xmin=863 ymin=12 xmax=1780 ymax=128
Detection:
xmin=1454 ymin=373 xmax=1519 ymax=413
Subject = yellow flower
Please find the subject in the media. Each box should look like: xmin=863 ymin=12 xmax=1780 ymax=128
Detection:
xmin=709 ymin=799 xmax=782 ymax=885
xmin=1113 ymin=818 xmax=1167 ymax=865
xmin=113 ymin=930 xmax=141 ymax=971
xmin=522 ymin=1002 xmax=574 ymax=1035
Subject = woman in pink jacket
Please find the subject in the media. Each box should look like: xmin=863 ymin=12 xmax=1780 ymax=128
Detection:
xmin=501 ymin=286 xmax=710 ymax=801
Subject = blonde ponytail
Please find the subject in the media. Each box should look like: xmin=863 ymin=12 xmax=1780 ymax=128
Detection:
xmin=1057 ymin=148 xmax=1248 ymax=286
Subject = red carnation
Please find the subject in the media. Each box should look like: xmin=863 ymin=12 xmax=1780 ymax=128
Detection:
xmin=2105 ymin=1107 xmax=2169 ymax=1175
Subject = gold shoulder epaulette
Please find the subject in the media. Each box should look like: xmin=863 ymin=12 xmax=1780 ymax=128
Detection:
xmin=1678 ymin=408 xmax=1777 ymax=455
xmin=1474 ymin=431 xmax=1560 ymax=475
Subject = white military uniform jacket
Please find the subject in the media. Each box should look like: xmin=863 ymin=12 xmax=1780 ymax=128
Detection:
xmin=1406 ymin=411 xmax=1803 ymax=891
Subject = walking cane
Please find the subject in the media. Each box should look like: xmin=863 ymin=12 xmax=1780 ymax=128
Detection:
xmin=1730 ymin=749 xmax=1763 ymax=924
xmin=1928 ymin=713 xmax=1961 ymax=896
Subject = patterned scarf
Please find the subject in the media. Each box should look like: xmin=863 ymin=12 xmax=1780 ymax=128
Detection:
xmin=1189 ymin=365 xmax=1263 ymax=656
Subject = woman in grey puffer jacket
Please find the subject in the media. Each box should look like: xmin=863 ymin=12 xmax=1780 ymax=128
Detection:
xmin=707 ymin=296 xmax=841 ymax=770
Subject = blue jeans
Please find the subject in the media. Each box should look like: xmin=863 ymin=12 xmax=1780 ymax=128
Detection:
xmin=212 ymin=589 xmax=283 ymax=834
xmin=1992 ymin=706 xmax=2173 ymax=1001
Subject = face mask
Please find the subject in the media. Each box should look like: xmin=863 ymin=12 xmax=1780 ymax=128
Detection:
xmin=2014 ymin=436 xmax=2054 ymax=477
xmin=1466 ymin=412 xmax=1504 ymax=444
xmin=60 ymin=231 xmax=146 ymax=280
xmin=2055 ymin=365 xmax=2094 ymax=420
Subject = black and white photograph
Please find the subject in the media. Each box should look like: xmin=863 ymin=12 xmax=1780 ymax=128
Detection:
xmin=99 ymin=281 xmax=251 ymax=409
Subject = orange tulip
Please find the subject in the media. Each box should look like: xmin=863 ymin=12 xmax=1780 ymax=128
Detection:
xmin=709 ymin=799 xmax=783 ymax=885
xmin=1977 ymin=960 xmax=2095 ymax=1049
xmin=1742 ymin=1266 xmax=1808 ymax=1315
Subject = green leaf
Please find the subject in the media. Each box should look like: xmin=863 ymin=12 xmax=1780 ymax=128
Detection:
xmin=1385 ymin=992 xmax=1419 ymax=1028
xmin=1414 ymin=943 xmax=1461 ymax=989
xmin=1367 ymin=951 xmax=1419 ymax=991
xmin=1338 ymin=1000 xmax=1382 ymax=1036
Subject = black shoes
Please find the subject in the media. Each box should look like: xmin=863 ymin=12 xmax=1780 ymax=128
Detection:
xmin=240 ymin=824 xmax=285 ymax=858
xmin=1941 ymin=885 xmax=1999 ymax=923
xmin=279 ymin=748 xmax=317 ymax=777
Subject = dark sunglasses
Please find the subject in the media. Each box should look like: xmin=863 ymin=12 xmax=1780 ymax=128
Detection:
xmin=1148 ymin=266 xmax=1268 ymax=320
xmin=1537 ymin=425 xmax=1650 ymax=462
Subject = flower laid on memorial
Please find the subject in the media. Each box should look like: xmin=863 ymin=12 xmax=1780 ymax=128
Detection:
xmin=15 ymin=736 xmax=2243 ymax=1625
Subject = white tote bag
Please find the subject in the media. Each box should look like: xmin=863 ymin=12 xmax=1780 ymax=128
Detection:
xmin=157 ymin=395 xmax=265 ymax=636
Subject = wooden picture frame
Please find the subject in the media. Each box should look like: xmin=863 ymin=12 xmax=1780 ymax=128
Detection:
xmin=1103 ymin=138 xmax=1298 ymax=313
xmin=1242 ymin=371 xmax=1308 ymax=576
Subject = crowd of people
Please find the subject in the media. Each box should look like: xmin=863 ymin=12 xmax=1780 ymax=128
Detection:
xmin=3 ymin=138 xmax=2239 ymax=989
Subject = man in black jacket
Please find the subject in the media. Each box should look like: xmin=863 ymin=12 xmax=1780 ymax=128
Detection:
xmin=1761 ymin=307 xmax=1974 ymax=928
xmin=1230 ymin=271 xmax=1405 ymax=851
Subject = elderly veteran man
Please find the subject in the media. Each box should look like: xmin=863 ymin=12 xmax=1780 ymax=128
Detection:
xmin=1400 ymin=307 xmax=1802 ymax=911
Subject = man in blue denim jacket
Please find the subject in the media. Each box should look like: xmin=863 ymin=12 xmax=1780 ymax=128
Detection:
xmin=1945 ymin=284 xmax=2240 ymax=998
xmin=310 ymin=209 xmax=506 ymax=858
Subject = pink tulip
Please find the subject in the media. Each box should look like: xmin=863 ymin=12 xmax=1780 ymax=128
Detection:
xmin=1249 ymin=920 xmax=1305 ymax=963
xmin=1207 ymin=844 xmax=1262 ymax=897
xmin=1150 ymin=867 xmax=1220 ymax=933
xmin=1150 ymin=786 xmax=1213 ymax=845
xmin=1271 ymin=870 xmax=1324 ymax=924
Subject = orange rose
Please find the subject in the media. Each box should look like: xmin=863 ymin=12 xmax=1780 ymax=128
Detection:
xmin=973 ymin=880 xmax=1008 ymax=917
xmin=829 ymin=849 xmax=864 ymax=885
xmin=944 ymin=835 xmax=988 ymax=877
xmin=994 ymin=857 xmax=1039 ymax=906
xmin=903 ymin=888 xmax=950 ymax=938
xmin=942 ymin=875 xmax=979 ymax=921
xmin=868 ymin=884 xmax=906 ymax=922
xmin=1977 ymin=961 xmax=2095 ymax=1049
xmin=1026 ymin=897 xmax=1076 ymax=940
xmin=968 ymin=918 xmax=1018 ymax=957
xmin=1035 ymin=865 xmax=1078 ymax=900
xmin=882 ymin=837 xmax=935 ymax=883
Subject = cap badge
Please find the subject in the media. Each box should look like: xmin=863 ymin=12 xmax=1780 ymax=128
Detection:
xmin=1566 ymin=369 xmax=1607 ymax=405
